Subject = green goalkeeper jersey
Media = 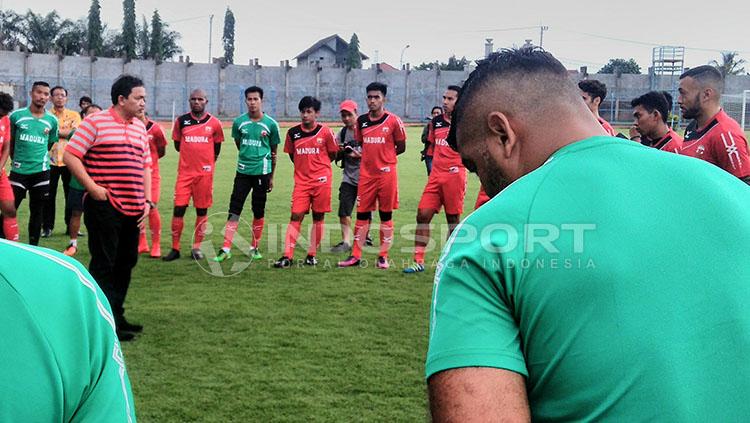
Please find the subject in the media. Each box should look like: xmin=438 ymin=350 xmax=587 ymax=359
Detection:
xmin=9 ymin=107 xmax=58 ymax=174
xmin=231 ymin=112 xmax=280 ymax=176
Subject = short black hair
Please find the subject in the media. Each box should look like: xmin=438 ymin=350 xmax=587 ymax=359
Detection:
xmin=448 ymin=47 xmax=569 ymax=151
xmin=366 ymin=82 xmax=387 ymax=96
xmin=578 ymin=79 xmax=607 ymax=102
xmin=431 ymin=106 xmax=443 ymax=114
xmin=631 ymin=91 xmax=671 ymax=123
xmin=79 ymin=96 xmax=92 ymax=106
xmin=245 ymin=86 xmax=264 ymax=99
xmin=31 ymin=81 xmax=50 ymax=90
xmin=298 ymin=96 xmax=321 ymax=112
xmin=447 ymin=85 xmax=461 ymax=93
xmin=680 ymin=65 xmax=724 ymax=92
xmin=0 ymin=92 xmax=13 ymax=116
xmin=83 ymin=104 xmax=103 ymax=116
xmin=110 ymin=75 xmax=144 ymax=105
xmin=50 ymin=86 xmax=67 ymax=97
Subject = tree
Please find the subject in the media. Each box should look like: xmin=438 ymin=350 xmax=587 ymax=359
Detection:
xmin=415 ymin=55 xmax=470 ymax=71
xmin=222 ymin=7 xmax=235 ymax=64
xmin=137 ymin=16 xmax=150 ymax=59
xmin=598 ymin=58 xmax=641 ymax=75
xmin=347 ymin=33 xmax=362 ymax=69
xmin=149 ymin=10 xmax=164 ymax=62
xmin=710 ymin=51 xmax=746 ymax=79
xmin=158 ymin=26 xmax=182 ymax=61
xmin=24 ymin=11 xmax=64 ymax=53
xmin=87 ymin=0 xmax=103 ymax=55
xmin=57 ymin=19 xmax=88 ymax=56
xmin=122 ymin=0 xmax=137 ymax=59
xmin=101 ymin=26 xmax=125 ymax=58
xmin=0 ymin=10 xmax=27 ymax=51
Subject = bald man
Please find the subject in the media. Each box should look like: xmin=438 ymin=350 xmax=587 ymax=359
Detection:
xmin=427 ymin=47 xmax=750 ymax=421
xmin=163 ymin=89 xmax=225 ymax=261
xmin=678 ymin=65 xmax=750 ymax=183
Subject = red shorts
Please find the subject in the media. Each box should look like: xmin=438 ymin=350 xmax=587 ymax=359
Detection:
xmin=474 ymin=186 xmax=491 ymax=210
xmin=357 ymin=170 xmax=399 ymax=213
xmin=151 ymin=171 xmax=161 ymax=204
xmin=291 ymin=180 xmax=332 ymax=214
xmin=418 ymin=169 xmax=467 ymax=215
xmin=0 ymin=170 xmax=12 ymax=202
xmin=174 ymin=173 xmax=214 ymax=209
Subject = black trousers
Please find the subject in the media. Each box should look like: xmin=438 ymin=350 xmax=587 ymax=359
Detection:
xmin=228 ymin=172 xmax=271 ymax=218
xmin=84 ymin=197 xmax=140 ymax=320
xmin=10 ymin=170 xmax=50 ymax=245
xmin=44 ymin=165 xmax=71 ymax=232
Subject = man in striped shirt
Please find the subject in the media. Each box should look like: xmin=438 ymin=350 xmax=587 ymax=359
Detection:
xmin=64 ymin=75 xmax=153 ymax=342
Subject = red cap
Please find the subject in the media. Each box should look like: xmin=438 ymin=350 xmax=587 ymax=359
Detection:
xmin=339 ymin=99 xmax=358 ymax=114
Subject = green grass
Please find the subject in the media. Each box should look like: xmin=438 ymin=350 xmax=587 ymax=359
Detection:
xmin=29 ymin=125 xmax=481 ymax=422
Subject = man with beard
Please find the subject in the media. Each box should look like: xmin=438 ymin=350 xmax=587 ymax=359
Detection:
xmin=677 ymin=65 xmax=750 ymax=183
xmin=426 ymin=47 xmax=750 ymax=421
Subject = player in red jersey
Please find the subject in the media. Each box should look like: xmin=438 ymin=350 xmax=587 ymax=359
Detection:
xmin=137 ymin=113 xmax=167 ymax=257
xmin=163 ymin=89 xmax=225 ymax=261
xmin=338 ymin=82 xmax=407 ymax=269
xmin=629 ymin=91 xmax=683 ymax=153
xmin=677 ymin=65 xmax=750 ymax=183
xmin=0 ymin=93 xmax=19 ymax=241
xmin=404 ymin=86 xmax=464 ymax=273
xmin=579 ymin=79 xmax=617 ymax=136
xmin=274 ymin=97 xmax=339 ymax=268
xmin=474 ymin=185 xmax=491 ymax=210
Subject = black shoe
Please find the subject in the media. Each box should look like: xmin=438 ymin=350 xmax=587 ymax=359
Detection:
xmin=117 ymin=330 xmax=135 ymax=342
xmin=274 ymin=256 xmax=292 ymax=268
xmin=304 ymin=255 xmax=318 ymax=266
xmin=191 ymin=248 xmax=205 ymax=260
xmin=162 ymin=249 xmax=181 ymax=261
xmin=365 ymin=235 xmax=374 ymax=247
xmin=118 ymin=318 xmax=143 ymax=333
xmin=41 ymin=229 xmax=52 ymax=238
xmin=78 ymin=231 xmax=86 ymax=237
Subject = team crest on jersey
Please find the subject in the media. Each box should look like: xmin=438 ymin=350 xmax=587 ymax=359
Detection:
xmin=316 ymin=137 xmax=323 ymax=144
xmin=261 ymin=130 xmax=268 ymax=137
xmin=44 ymin=127 xmax=50 ymax=134
xmin=205 ymin=126 xmax=213 ymax=134
xmin=382 ymin=127 xmax=389 ymax=133
xmin=696 ymin=145 xmax=706 ymax=155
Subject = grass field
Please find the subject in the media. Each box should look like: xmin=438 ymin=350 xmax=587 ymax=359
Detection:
xmin=28 ymin=125 xmax=481 ymax=422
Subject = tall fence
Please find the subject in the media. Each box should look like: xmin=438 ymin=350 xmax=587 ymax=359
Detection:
xmin=3 ymin=50 xmax=750 ymax=126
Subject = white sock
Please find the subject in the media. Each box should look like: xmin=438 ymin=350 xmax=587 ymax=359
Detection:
xmin=70 ymin=239 xmax=78 ymax=247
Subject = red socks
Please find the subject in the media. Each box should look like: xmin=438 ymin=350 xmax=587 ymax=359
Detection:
xmin=351 ymin=219 xmax=370 ymax=259
xmin=379 ymin=220 xmax=394 ymax=258
xmin=3 ymin=217 xmax=18 ymax=241
xmin=283 ymin=220 xmax=302 ymax=258
xmin=171 ymin=216 xmax=184 ymax=251
xmin=307 ymin=220 xmax=324 ymax=256
xmin=222 ymin=219 xmax=239 ymax=250
xmin=252 ymin=218 xmax=264 ymax=249
xmin=193 ymin=215 xmax=208 ymax=249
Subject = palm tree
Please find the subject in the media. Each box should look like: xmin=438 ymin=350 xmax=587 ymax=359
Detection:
xmin=710 ymin=51 xmax=746 ymax=79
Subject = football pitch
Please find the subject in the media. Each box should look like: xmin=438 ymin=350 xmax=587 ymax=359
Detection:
xmin=29 ymin=125 xmax=480 ymax=422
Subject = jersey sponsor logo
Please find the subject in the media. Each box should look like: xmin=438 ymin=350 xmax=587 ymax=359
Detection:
xmin=19 ymin=133 xmax=47 ymax=144
xmin=363 ymin=136 xmax=386 ymax=144
xmin=435 ymin=138 xmax=450 ymax=147
xmin=435 ymin=121 xmax=444 ymax=128
xmin=202 ymin=165 xmax=212 ymax=172
xmin=238 ymin=163 xmax=246 ymax=170
xmin=183 ymin=119 xmax=191 ymax=125
xmin=293 ymin=132 xmax=302 ymax=139
xmin=242 ymin=138 xmax=263 ymax=147
xmin=296 ymin=147 xmax=320 ymax=155
xmin=184 ymin=135 xmax=210 ymax=143
xmin=721 ymin=132 xmax=741 ymax=170
xmin=448 ymin=166 xmax=460 ymax=174
xmin=17 ymin=123 xmax=29 ymax=130
xmin=380 ymin=166 xmax=391 ymax=173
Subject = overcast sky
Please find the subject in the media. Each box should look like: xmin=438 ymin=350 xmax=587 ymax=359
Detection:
xmin=3 ymin=0 xmax=750 ymax=72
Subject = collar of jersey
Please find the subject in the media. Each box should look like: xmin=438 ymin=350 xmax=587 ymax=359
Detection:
xmin=546 ymin=135 xmax=618 ymax=164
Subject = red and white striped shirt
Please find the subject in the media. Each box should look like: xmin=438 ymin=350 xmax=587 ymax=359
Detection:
xmin=66 ymin=107 xmax=152 ymax=216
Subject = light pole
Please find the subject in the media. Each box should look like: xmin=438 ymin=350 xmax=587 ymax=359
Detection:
xmin=208 ymin=14 xmax=214 ymax=63
xmin=400 ymin=44 xmax=410 ymax=70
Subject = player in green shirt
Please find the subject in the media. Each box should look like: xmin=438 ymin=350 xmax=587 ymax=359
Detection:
xmin=0 ymin=239 xmax=136 ymax=421
xmin=9 ymin=81 xmax=59 ymax=245
xmin=426 ymin=47 xmax=750 ymax=421
xmin=214 ymin=86 xmax=280 ymax=262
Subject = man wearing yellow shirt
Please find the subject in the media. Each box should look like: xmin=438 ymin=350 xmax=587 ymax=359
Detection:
xmin=44 ymin=86 xmax=81 ymax=238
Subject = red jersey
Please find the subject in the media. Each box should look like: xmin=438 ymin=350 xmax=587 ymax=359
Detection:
xmin=428 ymin=114 xmax=463 ymax=175
xmin=145 ymin=120 xmax=167 ymax=174
xmin=283 ymin=123 xmax=338 ymax=185
xmin=645 ymin=128 xmax=683 ymax=153
xmin=598 ymin=116 xmax=617 ymax=136
xmin=679 ymin=109 xmax=750 ymax=179
xmin=355 ymin=112 xmax=407 ymax=178
xmin=0 ymin=115 xmax=9 ymax=149
xmin=172 ymin=113 xmax=224 ymax=176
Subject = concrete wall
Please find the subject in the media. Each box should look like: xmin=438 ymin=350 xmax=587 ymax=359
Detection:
xmin=3 ymin=50 xmax=750 ymax=124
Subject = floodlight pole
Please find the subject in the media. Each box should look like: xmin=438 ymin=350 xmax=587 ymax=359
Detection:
xmin=539 ymin=25 xmax=549 ymax=48
xmin=208 ymin=14 xmax=214 ymax=63
xmin=400 ymin=44 xmax=410 ymax=70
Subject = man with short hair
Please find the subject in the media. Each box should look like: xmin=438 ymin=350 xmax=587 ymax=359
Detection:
xmin=678 ymin=65 xmax=750 ymax=183
xmin=404 ymin=86 xmax=465 ymax=274
xmin=421 ymin=106 xmax=443 ymax=175
xmin=579 ymin=79 xmax=616 ymax=136
xmin=214 ymin=86 xmax=280 ymax=262
xmin=274 ymin=96 xmax=338 ymax=268
xmin=330 ymin=100 xmax=363 ymax=253
xmin=8 ymin=81 xmax=58 ymax=245
xmin=43 ymin=85 xmax=81 ymax=238
xmin=0 ymin=93 xmax=19 ymax=241
xmin=427 ymin=47 xmax=750 ymax=421
xmin=338 ymin=82 xmax=407 ymax=269
xmin=629 ymin=91 xmax=683 ymax=152
xmin=78 ymin=96 xmax=92 ymax=118
xmin=65 ymin=75 xmax=153 ymax=341
xmin=163 ymin=89 xmax=224 ymax=261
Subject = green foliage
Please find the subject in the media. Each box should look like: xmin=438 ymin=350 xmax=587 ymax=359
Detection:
xmin=87 ymin=0 xmax=103 ymax=55
xmin=415 ymin=55 xmax=469 ymax=71
xmin=23 ymin=10 xmax=63 ymax=53
xmin=149 ymin=10 xmax=164 ymax=63
xmin=0 ymin=10 xmax=26 ymax=50
xmin=597 ymin=58 xmax=641 ymax=75
xmin=56 ymin=19 xmax=88 ymax=56
xmin=711 ymin=51 xmax=746 ymax=78
xmin=137 ymin=16 xmax=150 ymax=59
xmin=122 ymin=0 xmax=137 ymax=59
xmin=347 ymin=33 xmax=362 ymax=69
xmin=222 ymin=7 xmax=235 ymax=65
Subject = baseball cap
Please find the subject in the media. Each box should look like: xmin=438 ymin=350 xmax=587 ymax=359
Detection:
xmin=339 ymin=100 xmax=358 ymax=114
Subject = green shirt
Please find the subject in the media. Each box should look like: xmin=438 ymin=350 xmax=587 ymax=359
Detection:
xmin=0 ymin=240 xmax=136 ymax=421
xmin=427 ymin=136 xmax=750 ymax=421
xmin=9 ymin=107 xmax=59 ymax=174
xmin=231 ymin=112 xmax=280 ymax=175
